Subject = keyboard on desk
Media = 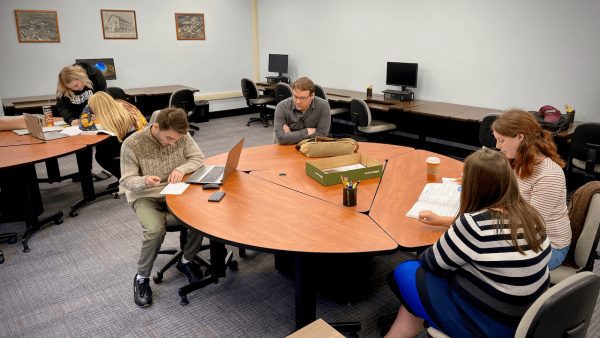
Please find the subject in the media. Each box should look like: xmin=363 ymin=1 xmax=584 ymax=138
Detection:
xmin=202 ymin=166 xmax=225 ymax=183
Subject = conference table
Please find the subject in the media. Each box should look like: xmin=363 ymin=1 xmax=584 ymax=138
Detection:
xmin=167 ymin=142 xmax=463 ymax=329
xmin=0 ymin=131 xmax=108 ymax=252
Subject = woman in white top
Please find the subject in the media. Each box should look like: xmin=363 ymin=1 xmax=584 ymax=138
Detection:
xmin=492 ymin=109 xmax=571 ymax=269
xmin=418 ymin=109 xmax=570 ymax=269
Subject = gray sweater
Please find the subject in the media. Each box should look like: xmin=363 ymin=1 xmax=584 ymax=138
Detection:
xmin=273 ymin=96 xmax=331 ymax=144
xmin=119 ymin=128 xmax=204 ymax=204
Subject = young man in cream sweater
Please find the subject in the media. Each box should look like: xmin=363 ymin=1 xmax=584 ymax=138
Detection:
xmin=120 ymin=108 xmax=204 ymax=307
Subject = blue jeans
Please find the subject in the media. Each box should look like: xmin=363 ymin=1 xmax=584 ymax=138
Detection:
xmin=549 ymin=246 xmax=569 ymax=270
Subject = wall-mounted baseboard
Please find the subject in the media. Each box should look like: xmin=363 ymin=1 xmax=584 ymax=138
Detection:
xmin=195 ymin=91 xmax=242 ymax=101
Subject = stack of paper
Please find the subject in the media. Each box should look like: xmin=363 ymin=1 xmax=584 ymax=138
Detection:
xmin=406 ymin=183 xmax=461 ymax=219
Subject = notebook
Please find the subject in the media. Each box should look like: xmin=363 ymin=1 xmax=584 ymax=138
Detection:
xmin=23 ymin=113 xmax=68 ymax=141
xmin=186 ymin=138 xmax=244 ymax=184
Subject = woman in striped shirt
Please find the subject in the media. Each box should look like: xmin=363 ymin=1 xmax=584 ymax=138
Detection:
xmin=492 ymin=109 xmax=571 ymax=269
xmin=385 ymin=148 xmax=550 ymax=338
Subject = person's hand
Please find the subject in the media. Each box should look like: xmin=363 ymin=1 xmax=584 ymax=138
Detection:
xmin=71 ymin=119 xmax=80 ymax=126
xmin=307 ymin=128 xmax=316 ymax=135
xmin=418 ymin=210 xmax=452 ymax=227
xmin=168 ymin=169 xmax=184 ymax=183
xmin=144 ymin=175 xmax=161 ymax=187
xmin=283 ymin=124 xmax=291 ymax=133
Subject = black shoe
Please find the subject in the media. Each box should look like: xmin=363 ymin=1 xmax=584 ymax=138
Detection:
xmin=133 ymin=274 xmax=152 ymax=308
xmin=176 ymin=260 xmax=203 ymax=284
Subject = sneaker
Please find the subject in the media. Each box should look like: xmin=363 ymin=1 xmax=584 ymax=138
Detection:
xmin=176 ymin=260 xmax=203 ymax=284
xmin=133 ymin=274 xmax=152 ymax=307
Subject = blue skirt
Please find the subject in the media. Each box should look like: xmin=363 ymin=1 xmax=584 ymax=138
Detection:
xmin=393 ymin=260 xmax=516 ymax=338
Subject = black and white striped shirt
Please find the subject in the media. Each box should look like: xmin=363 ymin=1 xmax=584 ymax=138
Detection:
xmin=420 ymin=209 xmax=551 ymax=322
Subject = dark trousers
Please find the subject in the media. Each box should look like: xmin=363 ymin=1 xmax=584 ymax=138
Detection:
xmin=95 ymin=136 xmax=122 ymax=178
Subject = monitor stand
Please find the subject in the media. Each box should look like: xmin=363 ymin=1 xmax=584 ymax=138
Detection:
xmin=382 ymin=87 xmax=414 ymax=101
xmin=266 ymin=73 xmax=290 ymax=84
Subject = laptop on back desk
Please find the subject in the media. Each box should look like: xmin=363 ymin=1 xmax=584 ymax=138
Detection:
xmin=186 ymin=137 xmax=244 ymax=184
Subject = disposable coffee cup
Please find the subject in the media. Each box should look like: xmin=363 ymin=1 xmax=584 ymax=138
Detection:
xmin=426 ymin=156 xmax=441 ymax=182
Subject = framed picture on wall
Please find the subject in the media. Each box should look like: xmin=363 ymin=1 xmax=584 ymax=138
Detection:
xmin=14 ymin=10 xmax=60 ymax=43
xmin=175 ymin=13 xmax=205 ymax=40
xmin=100 ymin=9 xmax=138 ymax=39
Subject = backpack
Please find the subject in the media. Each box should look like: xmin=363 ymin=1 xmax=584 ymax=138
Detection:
xmin=530 ymin=105 xmax=570 ymax=132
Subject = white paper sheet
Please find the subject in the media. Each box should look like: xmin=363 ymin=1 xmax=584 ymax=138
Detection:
xmin=159 ymin=183 xmax=190 ymax=195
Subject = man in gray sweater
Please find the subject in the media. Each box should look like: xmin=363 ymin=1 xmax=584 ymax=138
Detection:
xmin=120 ymin=108 xmax=205 ymax=308
xmin=273 ymin=77 xmax=331 ymax=144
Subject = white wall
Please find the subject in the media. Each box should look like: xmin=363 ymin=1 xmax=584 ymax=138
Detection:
xmin=0 ymin=0 xmax=253 ymax=111
xmin=258 ymin=0 xmax=600 ymax=122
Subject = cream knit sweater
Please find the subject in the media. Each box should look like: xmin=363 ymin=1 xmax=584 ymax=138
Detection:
xmin=119 ymin=127 xmax=204 ymax=204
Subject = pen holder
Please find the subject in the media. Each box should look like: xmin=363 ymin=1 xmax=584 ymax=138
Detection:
xmin=343 ymin=187 xmax=357 ymax=207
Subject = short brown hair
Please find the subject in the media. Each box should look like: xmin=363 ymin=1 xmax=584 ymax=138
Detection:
xmin=492 ymin=109 xmax=564 ymax=178
xmin=291 ymin=77 xmax=315 ymax=94
xmin=156 ymin=108 xmax=189 ymax=135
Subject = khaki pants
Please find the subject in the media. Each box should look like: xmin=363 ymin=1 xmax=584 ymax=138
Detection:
xmin=132 ymin=197 xmax=204 ymax=277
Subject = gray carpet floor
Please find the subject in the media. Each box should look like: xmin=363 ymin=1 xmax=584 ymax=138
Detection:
xmin=1 ymin=113 xmax=599 ymax=338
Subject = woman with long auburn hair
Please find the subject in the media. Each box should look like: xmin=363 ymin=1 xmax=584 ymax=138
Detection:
xmin=492 ymin=109 xmax=571 ymax=269
xmin=385 ymin=148 xmax=550 ymax=338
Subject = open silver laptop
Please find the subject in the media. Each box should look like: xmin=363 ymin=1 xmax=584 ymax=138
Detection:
xmin=186 ymin=138 xmax=244 ymax=184
xmin=23 ymin=113 xmax=68 ymax=141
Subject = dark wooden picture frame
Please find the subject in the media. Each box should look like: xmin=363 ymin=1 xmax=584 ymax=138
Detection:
xmin=175 ymin=13 xmax=205 ymax=40
xmin=14 ymin=10 xmax=60 ymax=43
xmin=100 ymin=9 xmax=138 ymax=39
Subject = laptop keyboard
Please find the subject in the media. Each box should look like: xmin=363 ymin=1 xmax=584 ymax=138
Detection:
xmin=202 ymin=166 xmax=225 ymax=182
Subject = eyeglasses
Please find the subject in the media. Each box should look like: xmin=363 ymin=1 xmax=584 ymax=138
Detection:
xmin=292 ymin=95 xmax=310 ymax=102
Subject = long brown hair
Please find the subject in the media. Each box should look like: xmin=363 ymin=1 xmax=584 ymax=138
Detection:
xmin=492 ymin=109 xmax=564 ymax=178
xmin=460 ymin=148 xmax=546 ymax=253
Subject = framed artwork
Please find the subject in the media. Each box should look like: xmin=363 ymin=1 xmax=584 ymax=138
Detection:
xmin=100 ymin=9 xmax=138 ymax=39
xmin=14 ymin=10 xmax=60 ymax=43
xmin=175 ymin=13 xmax=205 ymax=40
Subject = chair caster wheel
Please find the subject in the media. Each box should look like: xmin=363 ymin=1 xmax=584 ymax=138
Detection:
xmin=70 ymin=210 xmax=78 ymax=217
xmin=180 ymin=295 xmax=189 ymax=306
xmin=22 ymin=240 xmax=30 ymax=253
xmin=246 ymin=123 xmax=251 ymax=127
xmin=55 ymin=218 xmax=63 ymax=225
xmin=153 ymin=273 xmax=163 ymax=284
xmin=0 ymin=255 xmax=4 ymax=264
xmin=9 ymin=236 xmax=17 ymax=244
xmin=113 ymin=194 xmax=120 ymax=199
xmin=229 ymin=260 xmax=239 ymax=271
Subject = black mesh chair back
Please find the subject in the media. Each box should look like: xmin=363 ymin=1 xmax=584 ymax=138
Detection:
xmin=569 ymin=123 xmax=600 ymax=175
xmin=478 ymin=113 xmax=500 ymax=148
xmin=106 ymin=87 xmax=128 ymax=100
xmin=169 ymin=89 xmax=196 ymax=113
xmin=241 ymin=78 xmax=259 ymax=104
xmin=274 ymin=82 xmax=292 ymax=103
xmin=350 ymin=99 xmax=371 ymax=128
xmin=314 ymin=84 xmax=327 ymax=100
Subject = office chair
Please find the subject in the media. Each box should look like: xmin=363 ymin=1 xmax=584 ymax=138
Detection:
xmin=478 ymin=113 xmax=500 ymax=149
xmin=314 ymin=84 xmax=349 ymax=116
xmin=349 ymin=99 xmax=396 ymax=140
xmin=169 ymin=88 xmax=200 ymax=136
xmin=426 ymin=272 xmax=600 ymax=338
xmin=274 ymin=82 xmax=292 ymax=103
xmin=106 ymin=87 xmax=128 ymax=101
xmin=566 ymin=123 xmax=600 ymax=189
xmin=153 ymin=213 xmax=239 ymax=305
xmin=0 ymin=232 xmax=18 ymax=264
xmin=550 ymin=189 xmax=600 ymax=285
xmin=241 ymin=78 xmax=276 ymax=128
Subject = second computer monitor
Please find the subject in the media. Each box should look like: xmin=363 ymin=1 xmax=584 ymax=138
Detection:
xmin=386 ymin=62 xmax=418 ymax=91
xmin=268 ymin=54 xmax=288 ymax=77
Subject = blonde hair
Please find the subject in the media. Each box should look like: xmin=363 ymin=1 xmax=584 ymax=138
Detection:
xmin=460 ymin=148 xmax=546 ymax=253
xmin=88 ymin=92 xmax=146 ymax=142
xmin=57 ymin=65 xmax=94 ymax=99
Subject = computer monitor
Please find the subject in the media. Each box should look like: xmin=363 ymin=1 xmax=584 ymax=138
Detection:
xmin=386 ymin=62 xmax=418 ymax=91
xmin=75 ymin=58 xmax=117 ymax=80
xmin=268 ymin=54 xmax=288 ymax=77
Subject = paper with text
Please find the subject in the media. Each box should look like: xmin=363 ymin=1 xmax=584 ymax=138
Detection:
xmin=159 ymin=183 xmax=190 ymax=195
xmin=406 ymin=183 xmax=461 ymax=219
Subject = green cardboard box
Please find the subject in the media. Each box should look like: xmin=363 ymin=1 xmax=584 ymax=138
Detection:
xmin=305 ymin=153 xmax=383 ymax=186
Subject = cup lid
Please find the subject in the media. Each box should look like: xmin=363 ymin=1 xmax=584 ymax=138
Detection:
xmin=425 ymin=156 xmax=441 ymax=164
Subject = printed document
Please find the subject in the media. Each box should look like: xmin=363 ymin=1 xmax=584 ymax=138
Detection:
xmin=406 ymin=183 xmax=461 ymax=219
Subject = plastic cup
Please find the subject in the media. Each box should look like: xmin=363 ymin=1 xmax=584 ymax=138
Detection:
xmin=426 ymin=156 xmax=441 ymax=182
